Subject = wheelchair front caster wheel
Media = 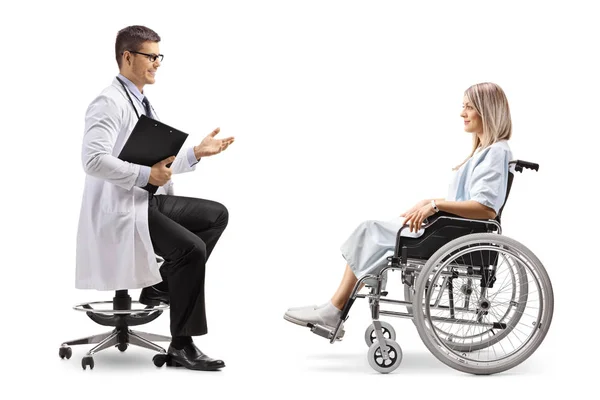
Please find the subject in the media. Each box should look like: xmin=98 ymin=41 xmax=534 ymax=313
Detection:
xmin=118 ymin=343 xmax=128 ymax=352
xmin=367 ymin=339 xmax=402 ymax=374
xmin=364 ymin=321 xmax=396 ymax=347
xmin=153 ymin=353 xmax=168 ymax=367
xmin=59 ymin=346 xmax=72 ymax=359
xmin=82 ymin=356 xmax=94 ymax=370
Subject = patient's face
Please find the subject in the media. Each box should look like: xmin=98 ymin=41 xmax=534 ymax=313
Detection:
xmin=460 ymin=96 xmax=483 ymax=134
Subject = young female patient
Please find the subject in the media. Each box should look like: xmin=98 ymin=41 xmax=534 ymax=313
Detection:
xmin=284 ymin=82 xmax=514 ymax=331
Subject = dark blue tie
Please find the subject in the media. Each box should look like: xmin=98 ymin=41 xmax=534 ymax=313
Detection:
xmin=141 ymin=96 xmax=158 ymax=194
xmin=142 ymin=96 xmax=152 ymax=118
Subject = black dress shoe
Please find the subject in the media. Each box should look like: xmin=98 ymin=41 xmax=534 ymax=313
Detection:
xmin=139 ymin=285 xmax=170 ymax=306
xmin=166 ymin=343 xmax=225 ymax=371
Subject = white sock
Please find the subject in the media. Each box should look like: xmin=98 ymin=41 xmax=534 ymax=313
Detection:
xmin=320 ymin=301 xmax=342 ymax=325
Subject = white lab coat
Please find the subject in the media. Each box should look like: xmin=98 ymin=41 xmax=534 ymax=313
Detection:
xmin=76 ymin=78 xmax=197 ymax=290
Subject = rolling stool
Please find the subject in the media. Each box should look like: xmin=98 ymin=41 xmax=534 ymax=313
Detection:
xmin=59 ymin=283 xmax=170 ymax=370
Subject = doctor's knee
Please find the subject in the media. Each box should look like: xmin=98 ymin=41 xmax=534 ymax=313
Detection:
xmin=214 ymin=202 xmax=229 ymax=229
xmin=188 ymin=240 xmax=208 ymax=264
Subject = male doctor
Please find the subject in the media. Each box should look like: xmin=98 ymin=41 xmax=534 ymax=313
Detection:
xmin=76 ymin=25 xmax=234 ymax=371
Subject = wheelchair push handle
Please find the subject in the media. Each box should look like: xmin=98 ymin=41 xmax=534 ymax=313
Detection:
xmin=510 ymin=160 xmax=539 ymax=173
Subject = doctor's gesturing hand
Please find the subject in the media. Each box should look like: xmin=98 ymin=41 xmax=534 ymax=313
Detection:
xmin=149 ymin=156 xmax=176 ymax=186
xmin=193 ymin=127 xmax=235 ymax=159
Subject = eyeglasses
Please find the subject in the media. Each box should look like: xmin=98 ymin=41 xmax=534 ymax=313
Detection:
xmin=127 ymin=50 xmax=164 ymax=63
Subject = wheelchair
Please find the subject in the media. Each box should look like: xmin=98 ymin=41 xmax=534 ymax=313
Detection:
xmin=307 ymin=160 xmax=554 ymax=375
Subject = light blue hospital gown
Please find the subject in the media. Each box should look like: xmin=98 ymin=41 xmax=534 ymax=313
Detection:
xmin=341 ymin=140 xmax=512 ymax=280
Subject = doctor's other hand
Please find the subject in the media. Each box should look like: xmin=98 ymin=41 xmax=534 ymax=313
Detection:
xmin=149 ymin=156 xmax=175 ymax=186
xmin=193 ymin=127 xmax=235 ymax=159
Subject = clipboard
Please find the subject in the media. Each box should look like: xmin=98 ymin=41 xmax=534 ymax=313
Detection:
xmin=118 ymin=115 xmax=189 ymax=167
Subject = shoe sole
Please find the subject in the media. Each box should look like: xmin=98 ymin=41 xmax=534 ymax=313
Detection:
xmin=166 ymin=357 xmax=225 ymax=371
xmin=283 ymin=314 xmax=345 ymax=338
xmin=139 ymin=296 xmax=169 ymax=307
xmin=283 ymin=314 xmax=312 ymax=327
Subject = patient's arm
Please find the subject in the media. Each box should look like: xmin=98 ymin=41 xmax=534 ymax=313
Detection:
xmin=436 ymin=199 xmax=496 ymax=220
xmin=400 ymin=198 xmax=445 ymax=217
xmin=403 ymin=199 xmax=495 ymax=232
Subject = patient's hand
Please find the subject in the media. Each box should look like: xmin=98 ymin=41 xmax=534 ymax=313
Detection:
xmin=400 ymin=199 xmax=430 ymax=217
xmin=402 ymin=201 xmax=436 ymax=233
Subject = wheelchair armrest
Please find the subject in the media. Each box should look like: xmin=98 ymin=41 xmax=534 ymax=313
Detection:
xmin=393 ymin=211 xmax=500 ymax=264
xmin=422 ymin=211 xmax=500 ymax=232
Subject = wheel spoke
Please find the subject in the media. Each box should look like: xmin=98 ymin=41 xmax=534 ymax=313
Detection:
xmin=413 ymin=234 xmax=553 ymax=374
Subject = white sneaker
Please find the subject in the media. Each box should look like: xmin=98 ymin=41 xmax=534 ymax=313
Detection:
xmin=283 ymin=304 xmax=342 ymax=330
xmin=286 ymin=302 xmax=330 ymax=312
xmin=286 ymin=304 xmax=318 ymax=312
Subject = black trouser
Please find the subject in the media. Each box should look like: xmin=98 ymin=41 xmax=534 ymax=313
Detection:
xmin=148 ymin=194 xmax=228 ymax=337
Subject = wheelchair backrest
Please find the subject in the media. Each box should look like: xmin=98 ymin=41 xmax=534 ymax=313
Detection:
xmin=496 ymin=160 xmax=539 ymax=224
xmin=495 ymin=171 xmax=514 ymax=224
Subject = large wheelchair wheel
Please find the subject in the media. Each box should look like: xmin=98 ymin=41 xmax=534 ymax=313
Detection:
xmin=404 ymin=251 xmax=528 ymax=352
xmin=412 ymin=233 xmax=553 ymax=375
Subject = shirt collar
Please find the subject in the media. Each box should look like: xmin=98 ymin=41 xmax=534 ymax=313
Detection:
xmin=117 ymin=73 xmax=145 ymax=104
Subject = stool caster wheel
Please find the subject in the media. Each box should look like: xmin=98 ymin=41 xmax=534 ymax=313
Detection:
xmin=59 ymin=346 xmax=72 ymax=360
xmin=82 ymin=356 xmax=94 ymax=370
xmin=153 ymin=353 xmax=169 ymax=367
xmin=118 ymin=343 xmax=128 ymax=352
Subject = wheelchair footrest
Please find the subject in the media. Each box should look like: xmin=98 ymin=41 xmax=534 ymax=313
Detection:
xmin=307 ymin=323 xmax=345 ymax=341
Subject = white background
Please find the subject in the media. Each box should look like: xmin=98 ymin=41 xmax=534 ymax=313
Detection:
xmin=1 ymin=0 xmax=598 ymax=398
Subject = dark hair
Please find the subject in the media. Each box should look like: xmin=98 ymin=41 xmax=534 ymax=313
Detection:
xmin=115 ymin=25 xmax=161 ymax=68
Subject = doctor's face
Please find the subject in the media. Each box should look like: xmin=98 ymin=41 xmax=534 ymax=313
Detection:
xmin=460 ymin=96 xmax=483 ymax=134
xmin=123 ymin=41 xmax=162 ymax=90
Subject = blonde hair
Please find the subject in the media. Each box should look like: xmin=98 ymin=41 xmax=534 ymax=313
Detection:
xmin=455 ymin=82 xmax=512 ymax=170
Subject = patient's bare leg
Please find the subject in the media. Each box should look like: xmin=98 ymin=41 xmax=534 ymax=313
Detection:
xmin=331 ymin=264 xmax=359 ymax=310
